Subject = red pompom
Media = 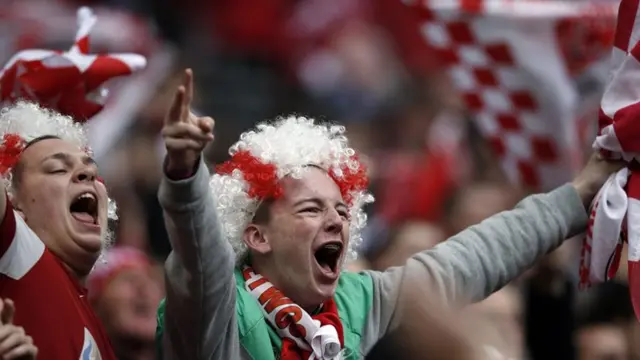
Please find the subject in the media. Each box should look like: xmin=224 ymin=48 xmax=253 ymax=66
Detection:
xmin=216 ymin=150 xmax=369 ymax=205
xmin=329 ymin=155 xmax=369 ymax=205
xmin=0 ymin=134 xmax=25 ymax=176
xmin=216 ymin=150 xmax=283 ymax=200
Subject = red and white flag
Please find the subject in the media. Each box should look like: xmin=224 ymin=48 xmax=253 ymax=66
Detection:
xmin=405 ymin=0 xmax=616 ymax=191
xmin=581 ymin=0 xmax=640 ymax=319
xmin=0 ymin=6 xmax=147 ymax=121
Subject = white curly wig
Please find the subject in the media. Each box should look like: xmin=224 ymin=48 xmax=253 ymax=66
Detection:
xmin=0 ymin=101 xmax=117 ymax=251
xmin=210 ymin=116 xmax=374 ymax=264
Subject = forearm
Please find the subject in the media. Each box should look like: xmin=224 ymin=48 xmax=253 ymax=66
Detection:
xmin=414 ymin=183 xmax=588 ymax=304
xmin=159 ymin=157 xmax=238 ymax=359
xmin=364 ymin=183 xmax=588 ymax=345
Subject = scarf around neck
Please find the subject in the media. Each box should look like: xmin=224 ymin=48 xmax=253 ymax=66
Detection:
xmin=241 ymin=266 xmax=345 ymax=360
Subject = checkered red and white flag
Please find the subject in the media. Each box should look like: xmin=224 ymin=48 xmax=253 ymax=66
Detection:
xmin=0 ymin=6 xmax=147 ymax=122
xmin=579 ymin=0 xmax=640 ymax=319
xmin=405 ymin=0 xmax=616 ymax=191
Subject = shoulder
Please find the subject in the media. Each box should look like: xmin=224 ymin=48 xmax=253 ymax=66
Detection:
xmin=0 ymin=210 xmax=45 ymax=279
xmin=334 ymin=271 xmax=374 ymax=321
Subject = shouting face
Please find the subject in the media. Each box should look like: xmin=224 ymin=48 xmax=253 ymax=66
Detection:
xmin=244 ymin=167 xmax=350 ymax=310
xmin=96 ymin=266 xmax=163 ymax=342
xmin=12 ymin=137 xmax=108 ymax=274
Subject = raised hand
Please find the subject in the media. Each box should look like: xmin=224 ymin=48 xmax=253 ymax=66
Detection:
xmin=0 ymin=299 xmax=37 ymax=360
xmin=162 ymin=69 xmax=215 ymax=177
xmin=572 ymin=152 xmax=626 ymax=209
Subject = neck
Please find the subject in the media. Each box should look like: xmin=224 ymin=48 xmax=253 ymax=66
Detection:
xmin=111 ymin=335 xmax=155 ymax=360
xmin=32 ymin=228 xmax=99 ymax=280
xmin=61 ymin=261 xmax=89 ymax=284
xmin=250 ymin=261 xmax=324 ymax=313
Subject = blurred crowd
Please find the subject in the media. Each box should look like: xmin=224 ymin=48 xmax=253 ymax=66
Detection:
xmin=1 ymin=0 xmax=636 ymax=359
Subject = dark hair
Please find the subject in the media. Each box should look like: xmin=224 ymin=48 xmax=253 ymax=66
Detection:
xmin=251 ymin=199 xmax=274 ymax=225
xmin=576 ymin=282 xmax=634 ymax=328
xmin=10 ymin=135 xmax=60 ymax=189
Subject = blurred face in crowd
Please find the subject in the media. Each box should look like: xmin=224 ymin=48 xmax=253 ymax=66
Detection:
xmin=466 ymin=286 xmax=524 ymax=359
xmin=244 ymin=167 xmax=350 ymax=310
xmin=372 ymin=222 xmax=445 ymax=271
xmin=578 ymin=325 xmax=628 ymax=360
xmin=95 ymin=265 xmax=163 ymax=343
xmin=11 ymin=137 xmax=109 ymax=275
xmin=448 ymin=182 xmax=517 ymax=235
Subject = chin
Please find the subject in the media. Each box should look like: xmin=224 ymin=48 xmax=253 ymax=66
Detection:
xmin=314 ymin=281 xmax=339 ymax=301
xmin=73 ymin=234 xmax=103 ymax=254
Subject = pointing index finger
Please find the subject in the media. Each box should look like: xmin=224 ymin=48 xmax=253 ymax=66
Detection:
xmin=181 ymin=69 xmax=194 ymax=123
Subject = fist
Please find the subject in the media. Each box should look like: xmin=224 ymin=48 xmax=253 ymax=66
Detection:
xmin=162 ymin=69 xmax=215 ymax=177
xmin=0 ymin=299 xmax=37 ymax=360
xmin=572 ymin=152 xmax=626 ymax=208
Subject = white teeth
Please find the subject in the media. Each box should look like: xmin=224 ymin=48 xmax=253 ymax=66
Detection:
xmin=78 ymin=192 xmax=96 ymax=200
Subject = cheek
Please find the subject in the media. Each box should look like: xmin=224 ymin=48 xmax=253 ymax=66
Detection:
xmin=269 ymin=219 xmax=319 ymax=256
xmin=342 ymin=221 xmax=350 ymax=237
xmin=103 ymin=284 xmax=137 ymax=307
xmin=21 ymin=180 xmax=66 ymax=213
xmin=290 ymin=218 xmax=324 ymax=244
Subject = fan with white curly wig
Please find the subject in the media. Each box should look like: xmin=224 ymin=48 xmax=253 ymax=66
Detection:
xmin=211 ymin=116 xmax=373 ymax=265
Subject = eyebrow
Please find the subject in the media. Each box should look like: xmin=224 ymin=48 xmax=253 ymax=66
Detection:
xmin=41 ymin=152 xmax=97 ymax=167
xmin=293 ymin=197 xmax=347 ymax=210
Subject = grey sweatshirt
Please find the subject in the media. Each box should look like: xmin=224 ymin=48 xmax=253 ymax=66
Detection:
xmin=158 ymin=160 xmax=588 ymax=360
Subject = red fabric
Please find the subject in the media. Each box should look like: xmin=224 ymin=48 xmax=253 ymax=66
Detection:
xmin=0 ymin=7 xmax=146 ymax=122
xmin=583 ymin=0 xmax=640 ymax=320
xmin=0 ymin=203 xmax=116 ymax=359
xmin=378 ymin=150 xmax=456 ymax=224
xmin=280 ymin=298 xmax=344 ymax=360
xmin=0 ymin=195 xmax=16 ymax=257
xmin=373 ymin=0 xmax=441 ymax=75
xmin=200 ymin=0 xmax=293 ymax=58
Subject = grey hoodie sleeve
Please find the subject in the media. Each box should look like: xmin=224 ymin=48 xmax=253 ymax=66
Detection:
xmin=359 ymin=183 xmax=589 ymax=354
xmin=158 ymin=158 xmax=240 ymax=360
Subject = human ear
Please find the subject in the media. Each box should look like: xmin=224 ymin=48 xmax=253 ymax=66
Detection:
xmin=243 ymin=224 xmax=272 ymax=255
xmin=7 ymin=192 xmax=25 ymax=220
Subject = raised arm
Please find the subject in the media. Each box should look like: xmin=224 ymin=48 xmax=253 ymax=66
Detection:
xmin=157 ymin=69 xmax=239 ymax=360
xmin=359 ymin=154 xmax=623 ymax=354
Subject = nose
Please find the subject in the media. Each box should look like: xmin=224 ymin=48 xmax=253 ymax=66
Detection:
xmin=73 ymin=165 xmax=97 ymax=183
xmin=324 ymin=208 xmax=343 ymax=234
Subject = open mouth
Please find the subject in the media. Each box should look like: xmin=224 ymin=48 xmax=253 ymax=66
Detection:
xmin=133 ymin=301 xmax=152 ymax=316
xmin=70 ymin=192 xmax=98 ymax=225
xmin=314 ymin=242 xmax=343 ymax=274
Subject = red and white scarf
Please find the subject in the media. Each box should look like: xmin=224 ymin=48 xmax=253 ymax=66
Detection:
xmin=241 ymin=266 xmax=345 ymax=360
xmin=578 ymin=0 xmax=640 ymax=319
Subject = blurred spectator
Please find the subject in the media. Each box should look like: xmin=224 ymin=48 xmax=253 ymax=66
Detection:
xmin=524 ymin=244 xmax=576 ymax=360
xmin=575 ymin=282 xmax=636 ymax=360
xmin=366 ymin=272 xmax=478 ymax=360
xmin=444 ymin=181 xmax=521 ymax=236
xmin=368 ymin=221 xmax=445 ymax=271
xmin=88 ymin=247 xmax=164 ymax=360
xmin=467 ymin=286 xmax=525 ymax=360
xmin=578 ymin=324 xmax=628 ymax=360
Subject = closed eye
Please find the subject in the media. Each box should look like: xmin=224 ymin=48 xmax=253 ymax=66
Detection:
xmin=49 ymin=169 xmax=67 ymax=174
xmin=301 ymin=207 xmax=322 ymax=214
